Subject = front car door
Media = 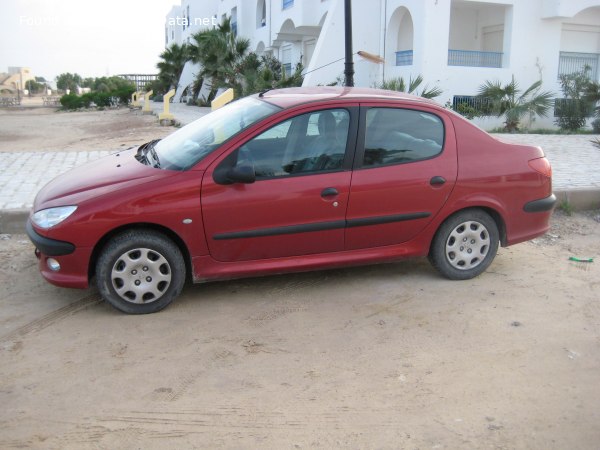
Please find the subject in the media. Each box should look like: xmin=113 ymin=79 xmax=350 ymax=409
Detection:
xmin=201 ymin=106 xmax=358 ymax=262
xmin=345 ymin=104 xmax=458 ymax=250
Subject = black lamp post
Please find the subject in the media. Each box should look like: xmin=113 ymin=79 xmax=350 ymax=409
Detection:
xmin=344 ymin=0 xmax=354 ymax=87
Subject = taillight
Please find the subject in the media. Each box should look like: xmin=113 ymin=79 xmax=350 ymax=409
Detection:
xmin=528 ymin=157 xmax=552 ymax=178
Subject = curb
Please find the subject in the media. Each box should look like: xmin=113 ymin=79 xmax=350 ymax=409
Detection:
xmin=0 ymin=209 xmax=29 ymax=234
xmin=1 ymin=189 xmax=598 ymax=235
xmin=554 ymin=188 xmax=600 ymax=212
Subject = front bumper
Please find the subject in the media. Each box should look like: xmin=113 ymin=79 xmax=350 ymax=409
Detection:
xmin=26 ymin=220 xmax=75 ymax=256
xmin=26 ymin=220 xmax=91 ymax=289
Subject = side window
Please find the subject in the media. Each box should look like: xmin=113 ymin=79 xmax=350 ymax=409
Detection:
xmin=363 ymin=108 xmax=444 ymax=167
xmin=234 ymin=108 xmax=350 ymax=179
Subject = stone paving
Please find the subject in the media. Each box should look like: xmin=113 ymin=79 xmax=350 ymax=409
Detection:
xmin=0 ymin=99 xmax=599 ymax=212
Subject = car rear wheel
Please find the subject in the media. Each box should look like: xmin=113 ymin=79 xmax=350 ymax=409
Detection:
xmin=96 ymin=230 xmax=186 ymax=314
xmin=429 ymin=209 xmax=499 ymax=280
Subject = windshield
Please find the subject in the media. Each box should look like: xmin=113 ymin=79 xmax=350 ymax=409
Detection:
xmin=153 ymin=96 xmax=281 ymax=170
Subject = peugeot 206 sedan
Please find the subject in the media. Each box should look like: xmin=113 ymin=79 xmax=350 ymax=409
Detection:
xmin=27 ymin=87 xmax=556 ymax=314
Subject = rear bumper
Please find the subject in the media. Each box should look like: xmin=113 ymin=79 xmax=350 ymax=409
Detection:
xmin=523 ymin=194 xmax=557 ymax=213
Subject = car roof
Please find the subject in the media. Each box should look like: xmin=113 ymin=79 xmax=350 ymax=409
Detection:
xmin=256 ymin=86 xmax=438 ymax=109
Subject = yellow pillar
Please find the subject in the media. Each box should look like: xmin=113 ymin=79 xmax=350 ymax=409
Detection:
xmin=131 ymin=91 xmax=142 ymax=107
xmin=211 ymin=88 xmax=234 ymax=111
xmin=142 ymin=90 xmax=153 ymax=115
xmin=158 ymin=89 xmax=176 ymax=125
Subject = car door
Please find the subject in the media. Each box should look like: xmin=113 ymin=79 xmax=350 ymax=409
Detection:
xmin=345 ymin=104 xmax=458 ymax=250
xmin=201 ymin=106 xmax=358 ymax=262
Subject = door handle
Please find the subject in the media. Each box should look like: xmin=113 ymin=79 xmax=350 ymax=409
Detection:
xmin=321 ymin=187 xmax=339 ymax=198
xmin=430 ymin=176 xmax=446 ymax=186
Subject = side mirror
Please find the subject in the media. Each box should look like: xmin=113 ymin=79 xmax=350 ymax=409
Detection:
xmin=226 ymin=164 xmax=256 ymax=184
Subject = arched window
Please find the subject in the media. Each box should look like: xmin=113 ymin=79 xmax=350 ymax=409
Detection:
xmin=387 ymin=7 xmax=414 ymax=66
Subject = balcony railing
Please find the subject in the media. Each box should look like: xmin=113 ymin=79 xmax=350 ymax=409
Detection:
xmin=448 ymin=50 xmax=503 ymax=68
xmin=395 ymin=50 xmax=413 ymax=66
xmin=558 ymin=51 xmax=599 ymax=80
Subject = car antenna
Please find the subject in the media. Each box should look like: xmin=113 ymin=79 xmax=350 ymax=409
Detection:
xmin=258 ymin=88 xmax=273 ymax=98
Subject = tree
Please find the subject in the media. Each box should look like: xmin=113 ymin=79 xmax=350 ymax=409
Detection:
xmin=477 ymin=76 xmax=554 ymax=132
xmin=378 ymin=75 xmax=442 ymax=99
xmin=239 ymin=53 xmax=304 ymax=97
xmin=188 ymin=17 xmax=250 ymax=101
xmin=554 ymin=68 xmax=595 ymax=131
xmin=25 ymin=79 xmax=44 ymax=94
xmin=156 ymin=42 xmax=189 ymax=94
xmin=55 ymin=72 xmax=82 ymax=92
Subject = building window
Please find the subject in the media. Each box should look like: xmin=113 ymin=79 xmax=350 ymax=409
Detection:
xmin=447 ymin=0 xmax=508 ymax=69
xmin=231 ymin=7 xmax=237 ymax=36
xmin=387 ymin=7 xmax=414 ymax=67
xmin=257 ymin=0 xmax=267 ymax=28
xmin=395 ymin=50 xmax=413 ymax=66
xmin=283 ymin=0 xmax=294 ymax=10
xmin=282 ymin=45 xmax=292 ymax=75
xmin=558 ymin=51 xmax=599 ymax=80
xmin=447 ymin=50 xmax=503 ymax=68
xmin=452 ymin=95 xmax=492 ymax=116
xmin=553 ymin=98 xmax=595 ymax=118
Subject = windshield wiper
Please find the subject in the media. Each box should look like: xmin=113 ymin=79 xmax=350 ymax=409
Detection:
xmin=135 ymin=139 xmax=161 ymax=167
xmin=148 ymin=142 xmax=161 ymax=168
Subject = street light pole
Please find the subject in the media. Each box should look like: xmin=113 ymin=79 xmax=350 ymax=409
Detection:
xmin=344 ymin=0 xmax=354 ymax=87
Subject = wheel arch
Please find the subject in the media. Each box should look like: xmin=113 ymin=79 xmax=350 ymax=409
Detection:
xmin=88 ymin=223 xmax=193 ymax=283
xmin=431 ymin=205 xmax=507 ymax=252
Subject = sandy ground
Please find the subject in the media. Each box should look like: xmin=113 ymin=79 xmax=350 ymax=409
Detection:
xmin=1 ymin=106 xmax=600 ymax=448
xmin=0 ymin=107 xmax=172 ymax=152
xmin=0 ymin=210 xmax=599 ymax=449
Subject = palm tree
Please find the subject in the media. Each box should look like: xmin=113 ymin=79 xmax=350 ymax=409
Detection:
xmin=156 ymin=42 xmax=189 ymax=93
xmin=378 ymin=75 xmax=443 ymax=99
xmin=477 ymin=76 xmax=554 ymax=132
xmin=189 ymin=18 xmax=251 ymax=101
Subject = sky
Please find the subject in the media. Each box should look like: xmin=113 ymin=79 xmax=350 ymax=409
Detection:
xmin=0 ymin=0 xmax=178 ymax=81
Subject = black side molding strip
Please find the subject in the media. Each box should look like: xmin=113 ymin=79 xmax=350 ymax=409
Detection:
xmin=346 ymin=212 xmax=431 ymax=228
xmin=213 ymin=220 xmax=346 ymax=240
xmin=523 ymin=194 xmax=557 ymax=213
xmin=26 ymin=220 xmax=76 ymax=256
xmin=213 ymin=212 xmax=431 ymax=241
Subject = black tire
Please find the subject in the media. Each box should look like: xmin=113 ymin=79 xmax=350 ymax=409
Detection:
xmin=96 ymin=230 xmax=186 ymax=314
xmin=429 ymin=209 xmax=499 ymax=280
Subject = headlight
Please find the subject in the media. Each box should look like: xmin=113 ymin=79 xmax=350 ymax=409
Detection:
xmin=32 ymin=206 xmax=78 ymax=229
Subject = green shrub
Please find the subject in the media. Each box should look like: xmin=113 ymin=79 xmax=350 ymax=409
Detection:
xmin=80 ymin=92 xmax=94 ymax=108
xmin=555 ymin=69 xmax=594 ymax=131
xmin=60 ymin=93 xmax=83 ymax=109
xmin=592 ymin=118 xmax=600 ymax=133
xmin=93 ymin=92 xmax=112 ymax=107
xmin=113 ymin=86 xmax=135 ymax=105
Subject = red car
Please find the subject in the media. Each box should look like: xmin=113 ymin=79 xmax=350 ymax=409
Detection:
xmin=27 ymin=87 xmax=555 ymax=314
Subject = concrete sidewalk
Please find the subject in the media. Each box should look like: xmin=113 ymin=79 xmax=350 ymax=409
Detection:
xmin=1 ymin=106 xmax=599 ymax=232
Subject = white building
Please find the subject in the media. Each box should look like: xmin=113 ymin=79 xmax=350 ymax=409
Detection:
xmin=164 ymin=0 xmax=600 ymax=127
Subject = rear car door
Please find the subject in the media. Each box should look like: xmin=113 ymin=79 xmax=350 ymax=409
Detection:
xmin=201 ymin=106 xmax=358 ymax=262
xmin=345 ymin=104 xmax=458 ymax=250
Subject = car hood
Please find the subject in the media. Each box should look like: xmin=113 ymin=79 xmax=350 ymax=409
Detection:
xmin=33 ymin=148 xmax=177 ymax=211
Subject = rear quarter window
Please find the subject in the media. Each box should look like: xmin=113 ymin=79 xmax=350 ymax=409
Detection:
xmin=363 ymin=108 xmax=444 ymax=167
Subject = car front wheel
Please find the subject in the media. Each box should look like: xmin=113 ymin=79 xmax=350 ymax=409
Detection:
xmin=96 ymin=230 xmax=186 ymax=314
xmin=429 ymin=209 xmax=499 ymax=280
